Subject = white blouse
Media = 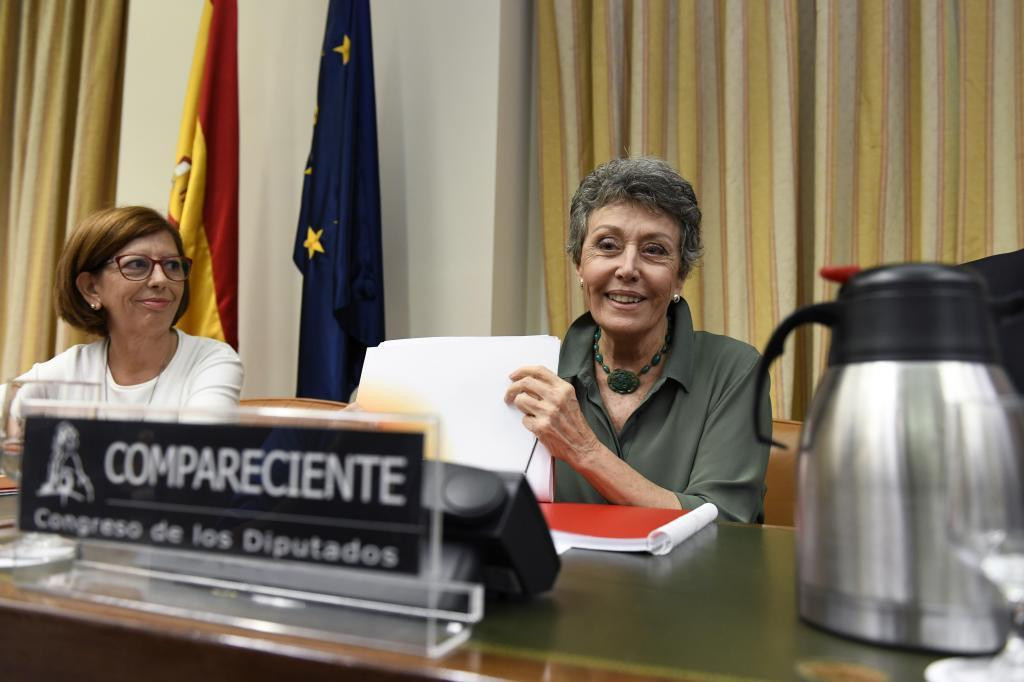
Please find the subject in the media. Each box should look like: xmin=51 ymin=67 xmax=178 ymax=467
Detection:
xmin=15 ymin=329 xmax=243 ymax=409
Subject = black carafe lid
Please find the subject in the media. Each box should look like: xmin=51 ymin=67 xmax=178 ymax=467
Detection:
xmin=832 ymin=263 xmax=1001 ymax=363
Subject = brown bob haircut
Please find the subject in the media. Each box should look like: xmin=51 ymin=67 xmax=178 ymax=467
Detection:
xmin=54 ymin=206 xmax=190 ymax=336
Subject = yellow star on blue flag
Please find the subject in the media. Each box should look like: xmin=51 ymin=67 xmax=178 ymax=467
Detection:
xmin=303 ymin=227 xmax=325 ymax=259
xmin=333 ymin=35 xmax=351 ymax=64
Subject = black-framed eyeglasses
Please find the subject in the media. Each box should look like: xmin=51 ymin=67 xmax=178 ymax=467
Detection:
xmin=106 ymin=254 xmax=193 ymax=281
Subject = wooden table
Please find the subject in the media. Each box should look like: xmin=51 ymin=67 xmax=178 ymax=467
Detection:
xmin=0 ymin=522 xmax=940 ymax=681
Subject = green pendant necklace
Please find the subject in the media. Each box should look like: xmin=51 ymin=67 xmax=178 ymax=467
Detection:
xmin=593 ymin=313 xmax=673 ymax=395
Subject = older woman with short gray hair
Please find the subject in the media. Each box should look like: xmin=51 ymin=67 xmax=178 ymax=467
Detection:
xmin=506 ymin=157 xmax=770 ymax=523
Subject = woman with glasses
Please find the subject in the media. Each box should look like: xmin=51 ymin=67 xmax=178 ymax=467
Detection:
xmin=16 ymin=206 xmax=243 ymax=408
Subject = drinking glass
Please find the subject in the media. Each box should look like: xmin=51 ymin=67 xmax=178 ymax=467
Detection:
xmin=926 ymin=397 xmax=1024 ymax=682
xmin=0 ymin=379 xmax=100 ymax=569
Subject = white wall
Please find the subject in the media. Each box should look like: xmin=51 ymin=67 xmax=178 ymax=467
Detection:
xmin=117 ymin=0 xmax=538 ymax=398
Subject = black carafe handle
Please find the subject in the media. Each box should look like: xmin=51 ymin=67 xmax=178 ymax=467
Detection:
xmin=754 ymin=302 xmax=841 ymax=447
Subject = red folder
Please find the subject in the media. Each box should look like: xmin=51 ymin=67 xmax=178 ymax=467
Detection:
xmin=539 ymin=502 xmax=718 ymax=554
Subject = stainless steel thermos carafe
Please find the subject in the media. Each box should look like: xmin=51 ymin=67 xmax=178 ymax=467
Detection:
xmin=755 ymin=263 xmax=1024 ymax=653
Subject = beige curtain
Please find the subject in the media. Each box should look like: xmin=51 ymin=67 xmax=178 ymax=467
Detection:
xmin=0 ymin=0 xmax=127 ymax=380
xmin=538 ymin=0 xmax=1024 ymax=420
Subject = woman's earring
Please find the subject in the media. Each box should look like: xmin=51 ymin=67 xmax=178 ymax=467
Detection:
xmin=579 ymin=278 xmax=584 ymax=289
xmin=672 ymin=294 xmax=681 ymax=303
xmin=90 ymin=300 xmax=100 ymax=310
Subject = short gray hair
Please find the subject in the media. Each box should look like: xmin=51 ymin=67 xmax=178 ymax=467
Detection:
xmin=566 ymin=157 xmax=703 ymax=280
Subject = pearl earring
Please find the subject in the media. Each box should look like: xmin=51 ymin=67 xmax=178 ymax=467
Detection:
xmin=672 ymin=294 xmax=681 ymax=303
xmin=90 ymin=301 xmax=100 ymax=310
xmin=579 ymin=278 xmax=584 ymax=289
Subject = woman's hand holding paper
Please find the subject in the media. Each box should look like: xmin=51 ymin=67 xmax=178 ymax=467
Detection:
xmin=505 ymin=366 xmax=602 ymax=469
xmin=506 ymin=365 xmax=682 ymax=510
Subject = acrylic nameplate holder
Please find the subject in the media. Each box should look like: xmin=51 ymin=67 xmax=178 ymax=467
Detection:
xmin=9 ymin=400 xmax=482 ymax=658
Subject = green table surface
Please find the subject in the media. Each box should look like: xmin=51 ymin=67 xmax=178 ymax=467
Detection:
xmin=470 ymin=522 xmax=940 ymax=681
xmin=0 ymin=496 xmax=947 ymax=681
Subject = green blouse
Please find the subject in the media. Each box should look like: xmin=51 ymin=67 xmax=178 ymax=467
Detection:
xmin=555 ymin=298 xmax=772 ymax=523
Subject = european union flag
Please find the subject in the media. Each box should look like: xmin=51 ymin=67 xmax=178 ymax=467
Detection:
xmin=293 ymin=0 xmax=384 ymax=401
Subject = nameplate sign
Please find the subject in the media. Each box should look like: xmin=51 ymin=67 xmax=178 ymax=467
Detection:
xmin=17 ymin=416 xmax=425 ymax=574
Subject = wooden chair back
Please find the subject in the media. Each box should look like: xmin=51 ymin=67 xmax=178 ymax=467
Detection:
xmin=240 ymin=397 xmax=348 ymax=410
xmin=764 ymin=419 xmax=801 ymax=527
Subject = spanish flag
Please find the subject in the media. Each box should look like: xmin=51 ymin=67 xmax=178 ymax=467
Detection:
xmin=168 ymin=0 xmax=239 ymax=349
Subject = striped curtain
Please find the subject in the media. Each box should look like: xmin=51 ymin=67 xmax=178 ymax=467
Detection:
xmin=0 ymin=1 xmax=128 ymax=380
xmin=537 ymin=0 xmax=1024 ymax=419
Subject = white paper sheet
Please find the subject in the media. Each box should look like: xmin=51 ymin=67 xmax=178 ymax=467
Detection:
xmin=357 ymin=336 xmax=560 ymax=501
